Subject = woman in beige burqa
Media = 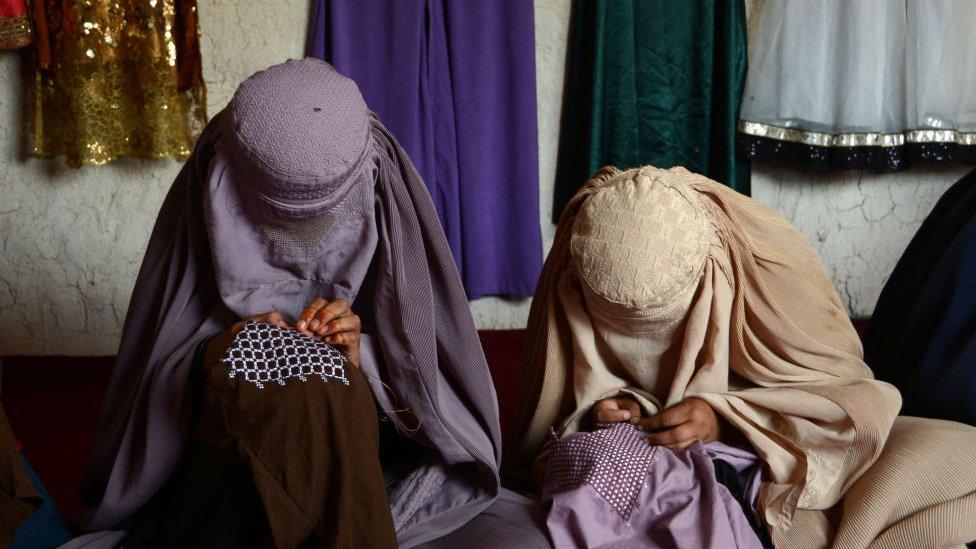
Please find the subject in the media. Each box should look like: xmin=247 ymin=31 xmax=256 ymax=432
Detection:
xmin=506 ymin=165 xmax=976 ymax=547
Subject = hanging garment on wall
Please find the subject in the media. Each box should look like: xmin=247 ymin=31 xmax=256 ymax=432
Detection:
xmin=29 ymin=0 xmax=207 ymax=168
xmin=0 ymin=0 xmax=31 ymax=48
xmin=551 ymin=0 xmax=750 ymax=221
xmin=739 ymin=0 xmax=976 ymax=172
xmin=864 ymin=167 xmax=976 ymax=425
xmin=308 ymin=0 xmax=543 ymax=299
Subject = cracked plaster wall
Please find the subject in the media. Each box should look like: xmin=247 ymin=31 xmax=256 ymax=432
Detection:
xmin=0 ymin=0 xmax=966 ymax=355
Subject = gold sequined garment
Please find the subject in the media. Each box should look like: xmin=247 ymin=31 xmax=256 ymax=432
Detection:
xmin=0 ymin=0 xmax=32 ymax=49
xmin=31 ymin=0 xmax=206 ymax=168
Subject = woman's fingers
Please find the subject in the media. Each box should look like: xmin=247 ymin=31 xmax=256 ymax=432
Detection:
xmin=619 ymin=398 xmax=642 ymax=424
xmin=265 ymin=311 xmax=287 ymax=328
xmin=297 ymin=298 xmax=351 ymax=333
xmin=318 ymin=315 xmax=360 ymax=338
xmin=597 ymin=407 xmax=633 ymax=424
xmin=297 ymin=298 xmax=327 ymax=332
xmin=312 ymin=299 xmax=351 ymax=331
xmin=663 ymin=439 xmax=699 ymax=452
xmin=641 ymin=400 xmax=695 ymax=431
xmin=593 ymin=397 xmax=640 ymax=423
xmin=644 ymin=422 xmax=698 ymax=447
xmin=325 ymin=330 xmax=360 ymax=346
xmin=641 ymin=398 xmax=721 ymax=449
xmin=244 ymin=311 xmax=288 ymax=329
xmin=591 ymin=399 xmax=619 ymax=423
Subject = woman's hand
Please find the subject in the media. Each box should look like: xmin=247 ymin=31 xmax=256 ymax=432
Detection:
xmin=639 ymin=397 xmax=720 ymax=451
xmin=591 ymin=396 xmax=642 ymax=426
xmin=296 ymin=298 xmax=362 ymax=368
xmin=203 ymin=311 xmax=289 ymax=370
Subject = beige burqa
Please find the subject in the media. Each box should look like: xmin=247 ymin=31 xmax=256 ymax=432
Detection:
xmin=506 ymin=166 xmax=976 ymax=547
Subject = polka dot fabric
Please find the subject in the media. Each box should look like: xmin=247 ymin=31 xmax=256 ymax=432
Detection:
xmin=546 ymin=422 xmax=658 ymax=521
xmin=220 ymin=321 xmax=350 ymax=389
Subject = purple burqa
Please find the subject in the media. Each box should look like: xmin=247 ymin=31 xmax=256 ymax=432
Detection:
xmin=70 ymin=58 xmax=502 ymax=548
xmin=308 ymin=0 xmax=544 ymax=299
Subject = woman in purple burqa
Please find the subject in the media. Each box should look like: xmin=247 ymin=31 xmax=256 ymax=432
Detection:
xmin=308 ymin=0 xmax=543 ymax=299
xmin=63 ymin=59 xmax=550 ymax=548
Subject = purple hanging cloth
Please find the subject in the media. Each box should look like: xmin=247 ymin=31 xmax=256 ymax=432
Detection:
xmin=308 ymin=0 xmax=543 ymax=299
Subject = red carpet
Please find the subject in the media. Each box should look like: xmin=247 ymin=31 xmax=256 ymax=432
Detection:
xmin=2 ymin=356 xmax=113 ymax=519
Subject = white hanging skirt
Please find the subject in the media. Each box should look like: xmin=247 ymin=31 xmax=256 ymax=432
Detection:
xmin=738 ymin=0 xmax=976 ymax=171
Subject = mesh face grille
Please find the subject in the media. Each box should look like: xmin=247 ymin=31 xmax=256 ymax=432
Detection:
xmin=261 ymin=214 xmax=336 ymax=257
xmin=570 ymin=167 xmax=711 ymax=328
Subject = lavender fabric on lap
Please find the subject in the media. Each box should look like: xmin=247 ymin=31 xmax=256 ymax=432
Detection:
xmin=546 ymin=423 xmax=658 ymax=521
xmin=542 ymin=423 xmax=764 ymax=549
xmin=220 ymin=322 xmax=349 ymax=389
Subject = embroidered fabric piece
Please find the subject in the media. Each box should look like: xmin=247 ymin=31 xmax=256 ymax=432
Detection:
xmin=547 ymin=422 xmax=658 ymax=521
xmin=220 ymin=321 xmax=349 ymax=389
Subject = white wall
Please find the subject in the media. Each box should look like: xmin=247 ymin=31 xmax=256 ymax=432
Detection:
xmin=0 ymin=0 xmax=964 ymax=355
xmin=752 ymin=166 xmax=962 ymax=316
xmin=0 ymin=0 xmax=311 ymax=355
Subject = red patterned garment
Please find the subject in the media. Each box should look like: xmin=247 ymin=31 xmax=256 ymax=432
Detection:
xmin=0 ymin=0 xmax=30 ymax=49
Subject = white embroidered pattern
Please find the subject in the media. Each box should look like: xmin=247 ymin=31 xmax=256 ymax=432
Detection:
xmin=797 ymin=446 xmax=840 ymax=508
xmin=220 ymin=321 xmax=349 ymax=389
xmin=547 ymin=422 xmax=658 ymax=521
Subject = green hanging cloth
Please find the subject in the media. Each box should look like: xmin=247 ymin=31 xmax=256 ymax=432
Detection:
xmin=553 ymin=0 xmax=750 ymax=221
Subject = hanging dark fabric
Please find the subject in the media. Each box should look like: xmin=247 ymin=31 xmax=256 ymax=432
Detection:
xmin=307 ymin=0 xmax=544 ymax=299
xmin=552 ymin=0 xmax=750 ymax=221
xmin=864 ymin=167 xmax=976 ymax=426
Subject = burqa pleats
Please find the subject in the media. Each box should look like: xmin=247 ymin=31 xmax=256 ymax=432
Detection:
xmin=552 ymin=0 xmax=750 ymax=220
xmin=308 ymin=0 xmax=543 ymax=298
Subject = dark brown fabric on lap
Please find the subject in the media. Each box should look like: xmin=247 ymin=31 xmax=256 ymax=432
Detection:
xmin=124 ymin=443 xmax=274 ymax=548
xmin=196 ymin=357 xmax=396 ymax=548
